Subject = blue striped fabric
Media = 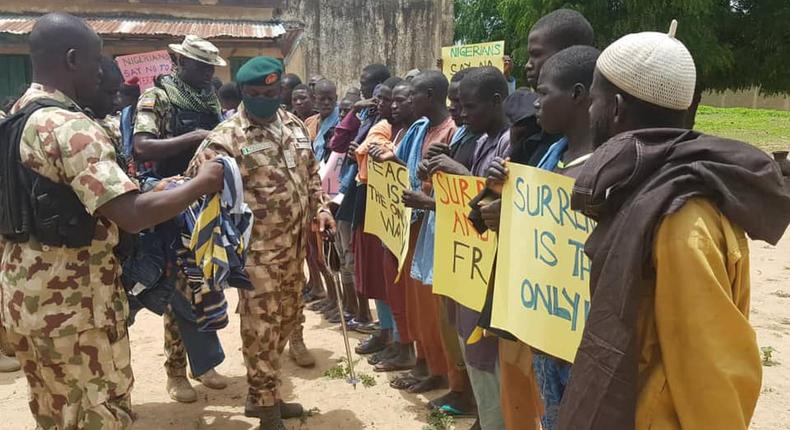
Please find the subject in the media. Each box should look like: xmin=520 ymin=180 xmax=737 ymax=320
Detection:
xmin=179 ymin=156 xmax=254 ymax=331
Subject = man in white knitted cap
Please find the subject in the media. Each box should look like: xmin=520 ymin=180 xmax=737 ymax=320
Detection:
xmin=557 ymin=21 xmax=790 ymax=430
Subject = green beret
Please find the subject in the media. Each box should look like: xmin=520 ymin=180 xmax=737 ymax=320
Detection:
xmin=235 ymin=56 xmax=284 ymax=86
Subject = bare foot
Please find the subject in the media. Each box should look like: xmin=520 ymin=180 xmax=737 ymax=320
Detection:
xmin=407 ymin=375 xmax=447 ymax=394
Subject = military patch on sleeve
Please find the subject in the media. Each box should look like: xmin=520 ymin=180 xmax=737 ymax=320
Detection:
xmin=139 ymin=97 xmax=156 ymax=111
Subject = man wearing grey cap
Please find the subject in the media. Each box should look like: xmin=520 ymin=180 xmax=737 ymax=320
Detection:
xmin=558 ymin=21 xmax=790 ymax=430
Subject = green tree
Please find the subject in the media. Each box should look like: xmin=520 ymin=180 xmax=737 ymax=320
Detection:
xmin=454 ymin=0 xmax=790 ymax=93
xmin=454 ymin=0 xmax=506 ymax=44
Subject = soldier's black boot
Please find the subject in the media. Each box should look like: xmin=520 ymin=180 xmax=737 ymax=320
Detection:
xmin=258 ymin=405 xmax=286 ymax=430
xmin=246 ymin=398 xmax=304 ymax=419
xmin=279 ymin=400 xmax=304 ymax=419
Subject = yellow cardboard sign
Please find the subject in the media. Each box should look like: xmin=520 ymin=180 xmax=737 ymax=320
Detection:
xmin=432 ymin=172 xmax=497 ymax=311
xmin=364 ymin=159 xmax=413 ymax=277
xmin=441 ymin=41 xmax=505 ymax=81
xmin=491 ymin=163 xmax=595 ymax=362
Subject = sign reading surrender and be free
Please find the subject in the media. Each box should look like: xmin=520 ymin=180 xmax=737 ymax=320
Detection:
xmin=432 ymin=172 xmax=496 ymax=312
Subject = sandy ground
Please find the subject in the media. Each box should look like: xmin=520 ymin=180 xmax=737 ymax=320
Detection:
xmin=1 ymin=233 xmax=789 ymax=430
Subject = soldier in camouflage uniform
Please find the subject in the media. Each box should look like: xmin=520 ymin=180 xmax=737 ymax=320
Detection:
xmin=189 ymin=57 xmax=335 ymax=430
xmin=87 ymin=57 xmax=132 ymax=174
xmin=1 ymin=13 xmax=224 ymax=429
xmin=0 ymin=108 xmax=20 ymax=374
xmin=132 ymin=35 xmax=229 ymax=402
xmin=0 ymin=276 xmax=18 ymax=373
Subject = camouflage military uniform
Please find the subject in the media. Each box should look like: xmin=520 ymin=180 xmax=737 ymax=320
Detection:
xmin=98 ymin=115 xmax=131 ymax=174
xmin=133 ymin=86 xmax=175 ymax=141
xmin=190 ymin=105 xmax=327 ymax=407
xmin=1 ymin=83 xmax=138 ymax=429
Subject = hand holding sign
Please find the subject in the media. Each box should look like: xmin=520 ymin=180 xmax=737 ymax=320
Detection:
xmin=486 ymin=156 xmax=509 ymax=193
xmin=369 ymin=145 xmax=396 ymax=163
xmin=426 ymin=143 xmax=451 ymax=159
xmin=428 ymin=154 xmax=469 ymax=176
xmin=402 ymin=190 xmax=434 ymax=210
xmin=479 ymin=198 xmax=502 ymax=232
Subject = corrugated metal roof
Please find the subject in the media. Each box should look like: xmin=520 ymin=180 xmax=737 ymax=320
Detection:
xmin=0 ymin=15 xmax=286 ymax=39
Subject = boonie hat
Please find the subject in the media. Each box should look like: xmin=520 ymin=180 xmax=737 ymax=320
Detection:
xmin=596 ymin=20 xmax=696 ymax=110
xmin=236 ymin=57 xmax=284 ymax=86
xmin=169 ymin=35 xmax=227 ymax=67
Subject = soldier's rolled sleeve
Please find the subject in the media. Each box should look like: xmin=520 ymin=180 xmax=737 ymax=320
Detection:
xmin=133 ymin=88 xmax=167 ymax=137
xmin=186 ymin=132 xmax=235 ymax=177
xmin=56 ymin=119 xmax=138 ymax=214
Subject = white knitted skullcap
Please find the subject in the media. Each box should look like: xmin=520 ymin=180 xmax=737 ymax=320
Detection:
xmin=597 ymin=20 xmax=696 ymax=110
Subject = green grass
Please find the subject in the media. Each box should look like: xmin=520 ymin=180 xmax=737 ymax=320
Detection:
xmin=323 ymin=358 xmax=377 ymax=387
xmin=695 ymin=105 xmax=790 ymax=153
xmin=422 ymin=410 xmax=455 ymax=430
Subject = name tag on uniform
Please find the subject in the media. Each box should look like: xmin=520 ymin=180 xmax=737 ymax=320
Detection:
xmin=292 ymin=128 xmax=312 ymax=149
xmin=294 ymin=139 xmax=312 ymax=150
xmin=284 ymin=149 xmax=297 ymax=169
xmin=292 ymin=127 xmax=307 ymax=140
xmin=241 ymin=142 xmax=273 ymax=156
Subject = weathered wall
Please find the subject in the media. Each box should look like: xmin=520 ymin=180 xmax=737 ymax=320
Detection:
xmin=280 ymin=0 xmax=454 ymax=93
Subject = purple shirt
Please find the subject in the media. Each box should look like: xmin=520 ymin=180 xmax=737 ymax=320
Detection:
xmin=471 ymin=127 xmax=511 ymax=177
xmin=447 ymin=126 xmax=511 ymax=373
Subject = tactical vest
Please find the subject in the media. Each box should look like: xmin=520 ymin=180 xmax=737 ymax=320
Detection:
xmin=156 ymin=82 xmax=221 ymax=177
xmin=0 ymin=99 xmax=96 ymax=247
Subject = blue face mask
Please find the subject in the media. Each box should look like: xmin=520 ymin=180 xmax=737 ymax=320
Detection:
xmin=243 ymin=94 xmax=281 ymax=118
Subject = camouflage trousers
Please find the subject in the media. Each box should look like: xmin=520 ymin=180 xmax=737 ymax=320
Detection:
xmin=0 ymin=315 xmax=13 ymax=356
xmin=163 ymin=309 xmax=187 ymax=377
xmin=239 ymin=260 xmax=306 ymax=407
xmin=6 ymin=322 xmax=134 ymax=430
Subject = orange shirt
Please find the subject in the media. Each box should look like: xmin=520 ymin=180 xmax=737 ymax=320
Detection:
xmin=421 ymin=116 xmax=457 ymax=155
xmin=356 ymin=119 xmax=394 ymax=183
xmin=419 ymin=116 xmax=456 ymax=193
xmin=304 ymin=113 xmax=321 ymax=141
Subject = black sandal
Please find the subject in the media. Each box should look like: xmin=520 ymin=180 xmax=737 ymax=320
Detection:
xmin=389 ymin=374 xmax=422 ymax=390
xmin=368 ymin=344 xmax=399 ymax=365
xmin=356 ymin=335 xmax=388 ymax=355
